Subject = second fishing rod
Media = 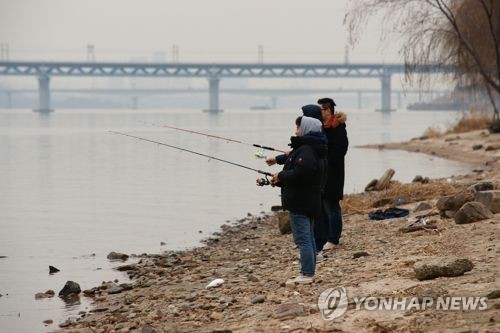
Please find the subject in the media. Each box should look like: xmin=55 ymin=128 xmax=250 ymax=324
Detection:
xmin=139 ymin=121 xmax=288 ymax=158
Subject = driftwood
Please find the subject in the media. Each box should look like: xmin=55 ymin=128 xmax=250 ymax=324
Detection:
xmin=365 ymin=168 xmax=395 ymax=191
xmin=374 ymin=168 xmax=395 ymax=190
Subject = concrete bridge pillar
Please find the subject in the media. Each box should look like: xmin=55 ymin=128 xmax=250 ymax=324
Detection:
xmin=34 ymin=75 xmax=54 ymax=113
xmin=397 ymin=91 xmax=402 ymax=109
xmin=357 ymin=91 xmax=362 ymax=109
xmin=132 ymin=96 xmax=138 ymax=109
xmin=205 ymin=75 xmax=223 ymax=113
xmin=380 ymin=71 xmax=393 ymax=112
xmin=6 ymin=91 xmax=12 ymax=108
xmin=271 ymin=96 xmax=277 ymax=109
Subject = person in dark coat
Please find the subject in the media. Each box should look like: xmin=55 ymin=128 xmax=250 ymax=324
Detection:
xmin=271 ymin=116 xmax=327 ymax=284
xmin=317 ymin=97 xmax=348 ymax=251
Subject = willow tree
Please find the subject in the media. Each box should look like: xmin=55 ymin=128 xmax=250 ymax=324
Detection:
xmin=345 ymin=0 xmax=500 ymax=130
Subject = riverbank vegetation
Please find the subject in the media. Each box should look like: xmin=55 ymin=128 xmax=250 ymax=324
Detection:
xmin=346 ymin=0 xmax=500 ymax=131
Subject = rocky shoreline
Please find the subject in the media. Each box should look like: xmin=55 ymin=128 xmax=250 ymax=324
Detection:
xmin=57 ymin=129 xmax=500 ymax=333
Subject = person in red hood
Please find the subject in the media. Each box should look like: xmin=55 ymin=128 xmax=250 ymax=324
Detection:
xmin=317 ymin=97 xmax=348 ymax=252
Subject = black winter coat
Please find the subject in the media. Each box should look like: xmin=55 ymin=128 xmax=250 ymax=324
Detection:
xmin=323 ymin=123 xmax=348 ymax=201
xmin=278 ymin=133 xmax=328 ymax=218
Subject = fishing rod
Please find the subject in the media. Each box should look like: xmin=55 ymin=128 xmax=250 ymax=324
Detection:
xmin=138 ymin=121 xmax=288 ymax=158
xmin=109 ymin=131 xmax=273 ymax=186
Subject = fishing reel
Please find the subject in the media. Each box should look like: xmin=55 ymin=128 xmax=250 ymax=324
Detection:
xmin=256 ymin=175 xmax=271 ymax=186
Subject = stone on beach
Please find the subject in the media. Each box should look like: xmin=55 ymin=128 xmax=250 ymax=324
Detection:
xmin=470 ymin=181 xmax=494 ymax=192
xmin=454 ymin=201 xmax=494 ymax=224
xmin=271 ymin=205 xmax=282 ymax=212
xmin=141 ymin=325 xmax=156 ymax=333
xmin=49 ymin=265 xmax=60 ymax=274
xmin=105 ymin=282 xmax=124 ymax=294
xmin=413 ymin=257 xmax=473 ymax=280
xmin=277 ymin=211 xmax=291 ymax=235
xmin=364 ymin=179 xmax=378 ymax=192
xmin=251 ymin=295 xmax=266 ymax=304
xmin=353 ymin=251 xmax=370 ymax=259
xmin=35 ymin=290 xmax=55 ymax=300
xmin=58 ymin=281 xmax=81 ymax=297
xmin=436 ymin=189 xmax=475 ymax=216
xmin=474 ymin=190 xmax=500 ymax=213
xmin=413 ymin=202 xmax=433 ymax=212
xmin=412 ymin=175 xmax=430 ymax=184
xmin=274 ymin=303 xmax=307 ymax=320
xmin=206 ymin=278 xmax=224 ymax=289
xmin=107 ymin=251 xmax=129 ymax=261
xmin=487 ymin=290 xmax=500 ymax=299
xmin=210 ymin=311 xmax=224 ymax=320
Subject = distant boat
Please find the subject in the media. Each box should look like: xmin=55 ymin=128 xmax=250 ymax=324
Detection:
xmin=250 ymin=105 xmax=272 ymax=110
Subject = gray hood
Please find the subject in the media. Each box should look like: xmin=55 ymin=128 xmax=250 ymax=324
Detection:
xmin=299 ymin=116 xmax=322 ymax=136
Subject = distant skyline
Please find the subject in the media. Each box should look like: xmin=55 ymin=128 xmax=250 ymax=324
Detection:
xmin=0 ymin=0 xmax=398 ymax=63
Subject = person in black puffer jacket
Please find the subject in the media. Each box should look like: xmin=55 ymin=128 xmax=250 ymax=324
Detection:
xmin=271 ymin=116 xmax=327 ymax=284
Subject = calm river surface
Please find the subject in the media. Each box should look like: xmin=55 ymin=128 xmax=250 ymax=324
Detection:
xmin=0 ymin=108 xmax=471 ymax=332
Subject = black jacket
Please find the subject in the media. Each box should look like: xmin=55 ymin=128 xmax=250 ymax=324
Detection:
xmin=278 ymin=133 xmax=328 ymax=218
xmin=323 ymin=122 xmax=348 ymax=201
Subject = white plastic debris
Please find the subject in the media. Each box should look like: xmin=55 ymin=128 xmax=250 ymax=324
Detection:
xmin=206 ymin=278 xmax=224 ymax=289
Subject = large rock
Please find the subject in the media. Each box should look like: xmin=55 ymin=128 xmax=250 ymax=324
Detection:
xmin=436 ymin=190 xmax=474 ymax=212
xmin=474 ymin=190 xmax=500 ymax=214
xmin=454 ymin=201 xmax=494 ymax=224
xmin=414 ymin=257 xmax=473 ymax=280
xmin=470 ymin=181 xmax=494 ymax=192
xmin=107 ymin=251 xmax=129 ymax=261
xmin=277 ymin=211 xmax=291 ymax=235
xmin=58 ymin=281 xmax=81 ymax=297
xmin=436 ymin=189 xmax=475 ymax=217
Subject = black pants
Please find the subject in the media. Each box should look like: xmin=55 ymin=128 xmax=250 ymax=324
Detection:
xmin=314 ymin=199 xmax=343 ymax=251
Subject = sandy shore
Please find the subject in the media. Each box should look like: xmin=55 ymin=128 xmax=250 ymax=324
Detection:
xmin=58 ymin=129 xmax=500 ymax=333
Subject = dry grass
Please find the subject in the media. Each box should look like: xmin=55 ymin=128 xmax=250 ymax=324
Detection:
xmin=342 ymin=181 xmax=460 ymax=214
xmin=422 ymin=127 xmax=443 ymax=138
xmin=420 ymin=110 xmax=492 ymax=138
xmin=446 ymin=110 xmax=492 ymax=134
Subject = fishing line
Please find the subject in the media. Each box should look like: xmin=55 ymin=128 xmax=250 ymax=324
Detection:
xmin=109 ymin=131 xmax=273 ymax=183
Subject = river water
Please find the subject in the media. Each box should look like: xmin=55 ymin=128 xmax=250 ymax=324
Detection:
xmin=0 ymin=108 xmax=471 ymax=332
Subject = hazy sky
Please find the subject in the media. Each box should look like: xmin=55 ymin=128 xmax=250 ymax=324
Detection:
xmin=0 ymin=0 xmax=397 ymax=63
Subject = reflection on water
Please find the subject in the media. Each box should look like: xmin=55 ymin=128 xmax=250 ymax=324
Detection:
xmin=0 ymin=108 xmax=471 ymax=332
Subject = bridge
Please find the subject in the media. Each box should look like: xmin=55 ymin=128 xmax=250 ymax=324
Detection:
xmin=0 ymin=87 xmax=450 ymax=110
xmin=0 ymin=61 xmax=451 ymax=112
